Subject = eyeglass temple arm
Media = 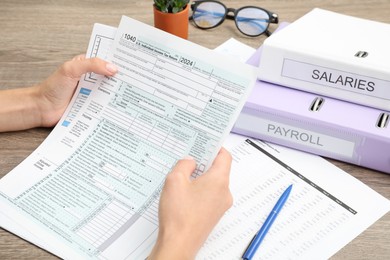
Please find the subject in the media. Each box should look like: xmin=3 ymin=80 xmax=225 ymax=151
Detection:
xmin=266 ymin=13 xmax=278 ymax=36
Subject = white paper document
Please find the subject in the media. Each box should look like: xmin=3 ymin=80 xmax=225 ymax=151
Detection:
xmin=0 ymin=17 xmax=256 ymax=259
xmin=0 ymin=19 xmax=389 ymax=260
xmin=198 ymin=134 xmax=390 ymax=259
xmin=213 ymin=38 xmax=256 ymax=63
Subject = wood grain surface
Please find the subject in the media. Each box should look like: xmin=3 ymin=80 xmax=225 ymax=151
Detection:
xmin=0 ymin=0 xmax=389 ymax=259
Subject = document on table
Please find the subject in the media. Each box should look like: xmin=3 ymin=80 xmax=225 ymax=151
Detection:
xmin=197 ymin=134 xmax=390 ymax=259
xmin=0 ymin=17 xmax=256 ymax=259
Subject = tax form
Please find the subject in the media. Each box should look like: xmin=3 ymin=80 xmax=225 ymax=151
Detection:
xmin=0 ymin=17 xmax=256 ymax=259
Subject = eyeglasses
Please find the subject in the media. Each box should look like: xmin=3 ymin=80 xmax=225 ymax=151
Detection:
xmin=189 ymin=0 xmax=278 ymax=37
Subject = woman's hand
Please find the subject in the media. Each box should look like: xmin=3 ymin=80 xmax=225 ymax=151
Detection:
xmin=0 ymin=55 xmax=117 ymax=132
xmin=149 ymin=148 xmax=233 ymax=260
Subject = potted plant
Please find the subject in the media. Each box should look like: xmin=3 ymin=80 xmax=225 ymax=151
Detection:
xmin=153 ymin=0 xmax=190 ymax=39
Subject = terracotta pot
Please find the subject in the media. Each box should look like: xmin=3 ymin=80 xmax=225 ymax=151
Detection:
xmin=153 ymin=4 xmax=189 ymax=39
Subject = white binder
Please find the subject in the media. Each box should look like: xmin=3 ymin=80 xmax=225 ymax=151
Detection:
xmin=257 ymin=8 xmax=390 ymax=111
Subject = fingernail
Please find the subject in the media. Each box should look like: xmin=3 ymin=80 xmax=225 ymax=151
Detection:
xmin=182 ymin=155 xmax=194 ymax=161
xmin=106 ymin=63 xmax=118 ymax=74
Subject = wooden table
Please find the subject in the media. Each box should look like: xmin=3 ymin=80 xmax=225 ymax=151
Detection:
xmin=0 ymin=0 xmax=389 ymax=259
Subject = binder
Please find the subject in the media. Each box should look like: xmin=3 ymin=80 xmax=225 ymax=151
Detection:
xmin=257 ymin=8 xmax=390 ymax=111
xmin=232 ymin=45 xmax=390 ymax=174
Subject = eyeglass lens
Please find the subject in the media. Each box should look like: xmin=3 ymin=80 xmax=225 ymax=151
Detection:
xmin=192 ymin=2 xmax=226 ymax=28
xmin=192 ymin=1 xmax=271 ymax=36
xmin=236 ymin=8 xmax=270 ymax=36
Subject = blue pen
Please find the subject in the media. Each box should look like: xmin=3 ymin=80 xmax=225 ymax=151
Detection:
xmin=242 ymin=184 xmax=293 ymax=260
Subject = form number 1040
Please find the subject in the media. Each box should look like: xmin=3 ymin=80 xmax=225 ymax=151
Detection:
xmin=123 ymin=33 xmax=137 ymax=42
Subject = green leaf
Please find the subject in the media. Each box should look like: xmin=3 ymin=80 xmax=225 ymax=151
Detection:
xmin=154 ymin=0 xmax=189 ymax=13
